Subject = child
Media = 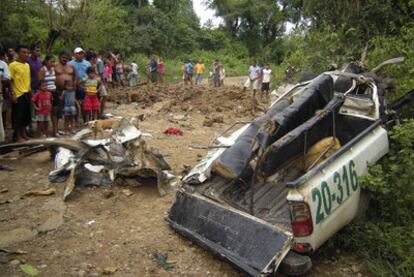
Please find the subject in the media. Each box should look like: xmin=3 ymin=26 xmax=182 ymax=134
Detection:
xmin=261 ymin=63 xmax=274 ymax=101
xmin=104 ymin=61 xmax=113 ymax=85
xmin=82 ymin=67 xmax=101 ymax=122
xmin=61 ymin=80 xmax=79 ymax=135
xmin=32 ymin=80 xmax=53 ymax=137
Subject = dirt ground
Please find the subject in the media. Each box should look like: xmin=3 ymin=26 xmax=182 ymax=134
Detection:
xmin=0 ymin=78 xmax=369 ymax=277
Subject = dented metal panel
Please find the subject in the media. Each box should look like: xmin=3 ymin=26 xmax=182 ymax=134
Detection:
xmin=168 ymin=191 xmax=292 ymax=276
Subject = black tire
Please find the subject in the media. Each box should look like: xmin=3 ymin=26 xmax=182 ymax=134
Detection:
xmin=278 ymin=251 xmax=312 ymax=276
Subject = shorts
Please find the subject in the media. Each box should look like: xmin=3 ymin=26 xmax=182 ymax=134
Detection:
xmin=52 ymin=90 xmax=60 ymax=107
xmin=12 ymin=93 xmax=32 ymax=129
xmin=244 ymin=78 xmax=259 ymax=90
xmin=36 ymin=114 xmax=50 ymax=122
xmin=63 ymin=105 xmax=77 ymax=116
xmin=106 ymin=75 xmax=112 ymax=82
xmin=76 ymin=85 xmax=86 ymax=101
xmin=116 ymin=73 xmax=124 ymax=81
xmin=83 ymin=94 xmax=100 ymax=111
xmin=261 ymin=82 xmax=270 ymax=92
xmin=52 ymin=90 xmax=63 ymax=118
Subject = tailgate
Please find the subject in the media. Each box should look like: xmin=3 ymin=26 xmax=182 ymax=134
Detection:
xmin=167 ymin=191 xmax=293 ymax=276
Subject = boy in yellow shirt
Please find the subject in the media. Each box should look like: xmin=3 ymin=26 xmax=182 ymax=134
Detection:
xmin=194 ymin=61 xmax=205 ymax=85
xmin=9 ymin=46 xmax=31 ymax=142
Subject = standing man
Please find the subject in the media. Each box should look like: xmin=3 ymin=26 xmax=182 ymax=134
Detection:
xmin=9 ymin=46 xmax=32 ymax=142
xmin=261 ymin=63 xmax=274 ymax=101
xmin=130 ymin=61 xmax=138 ymax=87
xmin=0 ymin=50 xmax=11 ymax=142
xmin=26 ymin=44 xmax=42 ymax=136
xmin=213 ymin=60 xmax=220 ymax=87
xmin=96 ymin=51 xmax=108 ymax=118
xmin=55 ymin=51 xmax=77 ymax=136
xmin=96 ymin=52 xmax=105 ymax=80
xmin=284 ymin=63 xmax=294 ymax=83
xmin=7 ymin=48 xmax=16 ymax=64
xmin=68 ymin=47 xmax=91 ymax=122
xmin=194 ymin=60 xmax=205 ymax=85
xmin=149 ymin=55 xmax=158 ymax=84
xmin=184 ymin=60 xmax=194 ymax=85
xmin=27 ymin=44 xmax=42 ymax=92
xmin=243 ymin=59 xmax=262 ymax=96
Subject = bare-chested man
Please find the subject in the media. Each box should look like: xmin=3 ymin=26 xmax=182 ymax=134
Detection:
xmin=54 ymin=51 xmax=77 ymax=136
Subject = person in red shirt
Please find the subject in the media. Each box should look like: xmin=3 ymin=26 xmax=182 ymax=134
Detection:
xmin=32 ymin=80 xmax=52 ymax=137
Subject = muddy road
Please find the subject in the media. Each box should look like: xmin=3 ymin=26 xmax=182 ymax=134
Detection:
xmin=0 ymin=80 xmax=368 ymax=276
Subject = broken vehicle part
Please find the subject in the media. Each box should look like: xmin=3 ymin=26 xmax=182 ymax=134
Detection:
xmin=213 ymin=74 xmax=333 ymax=180
xmin=0 ymin=118 xmax=177 ymax=200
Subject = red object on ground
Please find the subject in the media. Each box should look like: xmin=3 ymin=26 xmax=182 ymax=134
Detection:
xmin=165 ymin=127 xmax=183 ymax=136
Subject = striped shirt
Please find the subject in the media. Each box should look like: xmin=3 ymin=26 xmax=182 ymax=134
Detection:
xmin=43 ymin=66 xmax=56 ymax=91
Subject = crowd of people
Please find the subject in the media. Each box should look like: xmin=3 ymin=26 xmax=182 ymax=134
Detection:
xmin=0 ymin=42 xmax=282 ymax=144
xmin=0 ymin=45 xmax=159 ymax=142
xmin=180 ymin=59 xmax=225 ymax=87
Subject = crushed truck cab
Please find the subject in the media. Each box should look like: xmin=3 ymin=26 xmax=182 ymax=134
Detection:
xmin=168 ymin=64 xmax=400 ymax=276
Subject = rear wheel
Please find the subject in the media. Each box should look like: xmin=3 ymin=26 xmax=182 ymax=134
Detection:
xmin=278 ymin=251 xmax=312 ymax=276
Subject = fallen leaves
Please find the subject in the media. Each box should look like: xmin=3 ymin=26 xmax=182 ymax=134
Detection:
xmin=23 ymin=188 xmax=56 ymax=197
xmin=20 ymin=264 xmax=38 ymax=276
xmin=103 ymin=266 xmax=118 ymax=275
xmin=122 ymin=189 xmax=133 ymax=197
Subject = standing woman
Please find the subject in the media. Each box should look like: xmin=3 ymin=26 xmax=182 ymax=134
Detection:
xmin=115 ymin=59 xmax=124 ymax=87
xmin=158 ymin=58 xmax=165 ymax=84
xmin=38 ymin=55 xmax=57 ymax=136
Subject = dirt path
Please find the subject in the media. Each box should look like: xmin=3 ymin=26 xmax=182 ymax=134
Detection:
xmin=0 ymin=83 xmax=368 ymax=277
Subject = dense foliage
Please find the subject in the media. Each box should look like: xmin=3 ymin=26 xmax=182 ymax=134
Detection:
xmin=206 ymin=0 xmax=286 ymax=61
xmin=281 ymin=0 xmax=414 ymax=95
xmin=0 ymin=0 xmax=251 ymax=60
xmin=327 ymin=120 xmax=414 ymax=277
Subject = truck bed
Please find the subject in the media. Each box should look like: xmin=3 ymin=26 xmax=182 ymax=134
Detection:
xmin=187 ymin=111 xmax=374 ymax=231
xmin=189 ymin=166 xmax=302 ymax=230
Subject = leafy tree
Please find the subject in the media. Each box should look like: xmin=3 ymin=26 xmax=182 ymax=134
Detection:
xmin=0 ymin=0 xmax=49 ymax=49
xmin=207 ymin=0 xmax=286 ymax=55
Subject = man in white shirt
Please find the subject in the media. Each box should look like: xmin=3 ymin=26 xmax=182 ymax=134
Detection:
xmin=243 ymin=59 xmax=262 ymax=95
xmin=261 ymin=63 xmax=274 ymax=101
xmin=129 ymin=61 xmax=138 ymax=87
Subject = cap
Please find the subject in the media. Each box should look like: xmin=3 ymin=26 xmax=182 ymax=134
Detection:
xmin=74 ymin=47 xmax=84 ymax=54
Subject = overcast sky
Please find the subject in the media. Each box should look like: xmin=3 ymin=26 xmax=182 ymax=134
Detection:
xmin=193 ymin=0 xmax=222 ymax=27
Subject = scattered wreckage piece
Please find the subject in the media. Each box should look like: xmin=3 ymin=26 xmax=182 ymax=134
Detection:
xmin=168 ymin=59 xmax=414 ymax=276
xmin=0 ymin=118 xmax=178 ymax=200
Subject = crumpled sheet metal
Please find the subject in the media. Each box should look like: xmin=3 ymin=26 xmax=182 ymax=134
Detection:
xmin=0 ymin=118 xmax=177 ymax=200
xmin=58 ymin=121 xmax=178 ymax=200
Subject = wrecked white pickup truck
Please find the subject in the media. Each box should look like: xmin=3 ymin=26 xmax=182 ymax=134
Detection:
xmin=168 ymin=60 xmax=411 ymax=276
